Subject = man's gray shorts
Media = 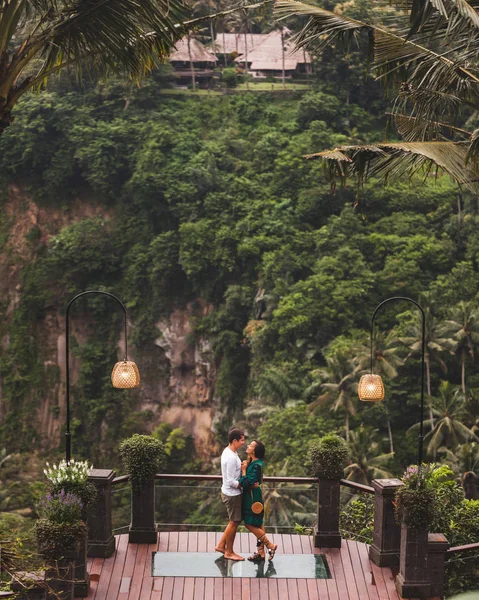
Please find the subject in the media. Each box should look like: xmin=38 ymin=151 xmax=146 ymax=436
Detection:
xmin=221 ymin=492 xmax=242 ymax=522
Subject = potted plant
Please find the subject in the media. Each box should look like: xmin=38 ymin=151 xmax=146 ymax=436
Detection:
xmin=394 ymin=464 xmax=436 ymax=530
xmin=119 ymin=434 xmax=165 ymax=543
xmin=36 ymin=491 xmax=87 ymax=600
xmin=43 ymin=459 xmax=95 ymax=597
xmin=308 ymin=434 xmax=349 ymax=548
xmin=308 ymin=433 xmax=349 ymax=479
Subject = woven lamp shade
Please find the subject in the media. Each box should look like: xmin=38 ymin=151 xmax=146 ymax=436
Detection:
xmin=112 ymin=360 xmax=140 ymax=389
xmin=358 ymin=374 xmax=384 ymax=402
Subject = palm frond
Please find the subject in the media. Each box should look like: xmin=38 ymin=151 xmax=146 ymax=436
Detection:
xmin=306 ymin=140 xmax=479 ymax=193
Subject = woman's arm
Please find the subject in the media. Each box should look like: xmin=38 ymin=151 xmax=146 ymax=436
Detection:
xmin=238 ymin=462 xmax=261 ymax=489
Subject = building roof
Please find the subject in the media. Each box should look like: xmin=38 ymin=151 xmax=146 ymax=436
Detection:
xmin=169 ymin=37 xmax=218 ymax=64
xmin=234 ymin=31 xmax=311 ymax=71
xmin=213 ymin=33 xmax=270 ymax=55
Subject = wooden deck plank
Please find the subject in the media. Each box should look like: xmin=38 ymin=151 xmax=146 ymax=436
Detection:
xmin=287 ymin=578 xmax=300 ymax=600
xmin=188 ymin=532 xmax=198 ymax=552
xmin=168 ymin=532 xmax=179 ymax=553
xmin=370 ymin=562 xmax=391 ymax=600
xmin=223 ymin=575 xmax=233 ymax=600
xmin=347 ymin=541 xmax=370 ymax=600
xmin=171 ymin=576 xmax=184 ymax=600
xmin=340 ymin=541 xmax=360 ymax=600
xmin=232 ymin=577 xmax=242 ymax=600
xmin=258 ymin=577 xmax=268 ymax=600
xmin=250 ymin=578 xmax=260 ymax=600
xmin=354 ymin=542 xmax=379 ymax=600
xmin=204 ymin=578 xmax=214 ymax=600
xmin=192 ymin=577 xmax=205 ymax=600
xmin=197 ymin=532 xmax=207 ymax=553
xmin=213 ymin=577 xmax=223 ymax=600
xmin=281 ymin=534 xmax=294 ymax=555
xmin=158 ymin=532 xmax=169 ymax=553
xmin=183 ymin=578 xmax=195 ymax=600
xmin=177 ymin=533 xmax=188 ymax=553
xmin=241 ymin=577 xmax=251 ymax=600
xmin=86 ymin=557 xmax=104 ymax=599
xmin=151 ymin=577 xmax=163 ymax=599
xmin=297 ymin=578 xmax=309 ymax=600
xmin=267 ymin=578 xmax=278 ymax=600
xmin=321 ymin=548 xmax=339 ymax=600
xmin=291 ymin=534 xmax=303 ymax=555
xmin=94 ymin=533 xmax=129 ymax=600
xmin=128 ymin=543 xmax=149 ymax=600
xmin=381 ymin=566 xmax=399 ymax=600
xmin=311 ymin=543 xmax=329 ymax=600
xmin=306 ymin=578 xmax=320 ymax=600
xmin=138 ymin=542 xmax=157 ymax=600
xmin=206 ymin=532 xmax=216 ymax=553
xmin=160 ymin=577 xmax=174 ymax=600
xmin=276 ymin=579 xmax=288 ymax=600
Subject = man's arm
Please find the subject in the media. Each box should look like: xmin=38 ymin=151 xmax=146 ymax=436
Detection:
xmin=223 ymin=456 xmax=240 ymax=489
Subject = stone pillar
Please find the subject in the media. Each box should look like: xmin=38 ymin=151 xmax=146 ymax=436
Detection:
xmin=395 ymin=522 xmax=431 ymax=598
xmin=129 ymin=478 xmax=157 ymax=544
xmin=369 ymin=478 xmax=403 ymax=567
xmin=87 ymin=469 xmax=116 ymax=558
xmin=428 ymin=533 xmax=449 ymax=598
xmin=314 ymin=477 xmax=341 ymax=548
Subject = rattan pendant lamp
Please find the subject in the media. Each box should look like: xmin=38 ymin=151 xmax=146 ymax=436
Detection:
xmin=358 ymin=297 xmax=426 ymax=465
xmin=65 ymin=290 xmax=140 ymax=461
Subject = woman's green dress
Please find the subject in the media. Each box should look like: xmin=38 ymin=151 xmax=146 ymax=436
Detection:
xmin=239 ymin=459 xmax=264 ymax=526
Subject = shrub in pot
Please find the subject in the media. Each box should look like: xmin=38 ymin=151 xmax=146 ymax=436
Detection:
xmin=119 ymin=434 xmax=166 ymax=492
xmin=308 ymin=434 xmax=349 ymax=479
xmin=35 ymin=491 xmax=87 ymax=560
xmin=394 ymin=464 xmax=437 ymax=530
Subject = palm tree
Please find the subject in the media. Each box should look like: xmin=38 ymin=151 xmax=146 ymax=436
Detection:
xmin=344 ymin=427 xmax=394 ymax=486
xmin=310 ymin=349 xmax=358 ymax=440
xmin=275 ymin=0 xmax=479 ymax=194
xmin=187 ymin=33 xmax=197 ymax=91
xmin=399 ymin=293 xmax=453 ymax=430
xmin=408 ymin=381 xmax=479 ymax=455
xmin=0 ymin=0 xmax=193 ymax=136
xmin=354 ymin=330 xmax=403 ymax=453
xmin=442 ymin=302 xmax=479 ymax=394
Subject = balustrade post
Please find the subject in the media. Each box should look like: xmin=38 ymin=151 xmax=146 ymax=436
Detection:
xmin=428 ymin=533 xmax=449 ymax=598
xmin=129 ymin=477 xmax=157 ymax=544
xmin=369 ymin=478 xmax=403 ymax=567
xmin=395 ymin=521 xmax=431 ymax=598
xmin=314 ymin=477 xmax=341 ymax=548
xmin=87 ymin=469 xmax=116 ymax=558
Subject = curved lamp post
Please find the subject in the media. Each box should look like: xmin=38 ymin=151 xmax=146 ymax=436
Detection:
xmin=358 ymin=296 xmax=426 ymax=465
xmin=65 ymin=290 xmax=140 ymax=461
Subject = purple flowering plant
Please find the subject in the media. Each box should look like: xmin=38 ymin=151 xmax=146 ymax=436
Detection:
xmin=37 ymin=490 xmax=83 ymax=525
xmin=395 ymin=463 xmax=437 ymax=529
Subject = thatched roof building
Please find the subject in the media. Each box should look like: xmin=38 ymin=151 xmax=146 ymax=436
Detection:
xmin=213 ymin=33 xmax=270 ymax=56
xmin=169 ymin=37 xmax=218 ymax=64
xmin=234 ymin=31 xmax=311 ymax=77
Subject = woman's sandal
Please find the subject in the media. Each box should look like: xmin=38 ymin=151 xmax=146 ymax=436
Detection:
xmin=248 ymin=540 xmax=265 ymax=562
xmin=260 ymin=535 xmax=278 ymax=561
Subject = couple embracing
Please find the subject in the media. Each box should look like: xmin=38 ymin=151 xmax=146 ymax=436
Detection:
xmin=215 ymin=428 xmax=277 ymax=562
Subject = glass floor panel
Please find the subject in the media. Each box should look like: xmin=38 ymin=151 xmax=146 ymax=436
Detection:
xmin=151 ymin=552 xmax=331 ymax=579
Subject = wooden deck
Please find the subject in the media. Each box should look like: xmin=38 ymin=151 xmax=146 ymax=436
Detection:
xmin=82 ymin=532 xmax=432 ymax=600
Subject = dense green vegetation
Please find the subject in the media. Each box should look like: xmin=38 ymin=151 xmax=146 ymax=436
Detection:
xmin=1 ymin=9 xmax=479 ymax=593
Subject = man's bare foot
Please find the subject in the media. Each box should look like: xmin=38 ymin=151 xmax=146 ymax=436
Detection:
xmin=215 ymin=546 xmax=226 ymax=554
xmin=224 ymin=552 xmax=245 ymax=561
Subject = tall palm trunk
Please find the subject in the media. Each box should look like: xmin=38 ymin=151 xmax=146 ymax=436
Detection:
xmin=243 ymin=17 xmax=249 ymax=89
xmin=461 ymin=350 xmax=466 ymax=394
xmin=281 ymin=27 xmax=286 ymax=90
xmin=345 ymin=413 xmax=350 ymax=441
xmin=210 ymin=21 xmax=216 ymax=58
xmin=425 ymin=357 xmax=435 ymax=459
xmin=187 ymin=34 xmax=196 ymax=91
xmin=222 ymin=30 xmax=227 ymax=67
xmin=387 ymin=418 xmax=394 ymax=454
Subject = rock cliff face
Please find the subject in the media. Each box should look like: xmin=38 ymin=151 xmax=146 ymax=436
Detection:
xmin=0 ymin=184 xmax=217 ymax=455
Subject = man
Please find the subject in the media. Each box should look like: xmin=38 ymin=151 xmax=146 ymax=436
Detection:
xmin=216 ymin=428 xmax=245 ymax=561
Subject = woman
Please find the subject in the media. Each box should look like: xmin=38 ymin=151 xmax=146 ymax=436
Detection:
xmin=238 ymin=440 xmax=277 ymax=561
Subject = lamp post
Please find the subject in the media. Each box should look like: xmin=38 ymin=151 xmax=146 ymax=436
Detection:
xmin=358 ymin=296 xmax=426 ymax=465
xmin=65 ymin=290 xmax=140 ymax=462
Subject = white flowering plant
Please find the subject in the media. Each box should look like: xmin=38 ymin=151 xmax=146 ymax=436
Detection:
xmin=44 ymin=459 xmax=92 ymax=485
xmin=43 ymin=459 xmax=97 ymax=507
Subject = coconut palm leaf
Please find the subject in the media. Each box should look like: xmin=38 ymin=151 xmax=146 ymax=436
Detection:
xmin=308 ymin=140 xmax=479 ymax=193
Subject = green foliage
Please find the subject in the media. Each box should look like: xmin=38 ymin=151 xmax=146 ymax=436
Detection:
xmin=222 ymin=68 xmax=238 ymax=88
xmin=308 ymin=434 xmax=349 ymax=479
xmin=119 ymin=434 xmax=166 ymax=491
xmin=339 ymin=494 xmax=374 ymax=544
xmin=35 ymin=519 xmax=87 ymax=560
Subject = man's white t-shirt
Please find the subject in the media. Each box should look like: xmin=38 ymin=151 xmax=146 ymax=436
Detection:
xmin=221 ymin=446 xmax=242 ymax=496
